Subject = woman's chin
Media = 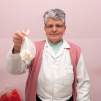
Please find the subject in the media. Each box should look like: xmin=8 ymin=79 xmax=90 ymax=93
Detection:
xmin=49 ymin=38 xmax=61 ymax=43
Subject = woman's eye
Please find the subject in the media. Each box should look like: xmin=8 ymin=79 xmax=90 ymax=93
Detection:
xmin=56 ymin=24 xmax=63 ymax=28
xmin=56 ymin=25 xmax=60 ymax=28
xmin=48 ymin=25 xmax=53 ymax=28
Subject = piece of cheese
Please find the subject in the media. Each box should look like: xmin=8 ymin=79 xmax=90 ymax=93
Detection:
xmin=20 ymin=50 xmax=32 ymax=61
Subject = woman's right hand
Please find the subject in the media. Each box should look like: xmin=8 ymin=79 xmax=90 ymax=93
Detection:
xmin=13 ymin=30 xmax=28 ymax=53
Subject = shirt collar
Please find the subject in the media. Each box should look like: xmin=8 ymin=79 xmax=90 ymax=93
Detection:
xmin=45 ymin=39 xmax=50 ymax=47
xmin=62 ymin=39 xmax=70 ymax=49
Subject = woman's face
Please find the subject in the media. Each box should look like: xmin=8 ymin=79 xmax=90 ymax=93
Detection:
xmin=44 ymin=17 xmax=66 ymax=43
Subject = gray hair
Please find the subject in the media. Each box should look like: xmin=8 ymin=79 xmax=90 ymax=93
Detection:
xmin=43 ymin=9 xmax=66 ymax=26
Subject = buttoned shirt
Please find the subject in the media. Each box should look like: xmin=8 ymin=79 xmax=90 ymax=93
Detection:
xmin=5 ymin=39 xmax=90 ymax=101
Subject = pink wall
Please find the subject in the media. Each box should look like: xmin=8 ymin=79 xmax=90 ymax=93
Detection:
xmin=0 ymin=0 xmax=101 ymax=100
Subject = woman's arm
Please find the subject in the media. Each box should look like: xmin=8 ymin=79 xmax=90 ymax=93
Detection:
xmin=5 ymin=46 xmax=32 ymax=75
xmin=5 ymin=30 xmax=34 ymax=75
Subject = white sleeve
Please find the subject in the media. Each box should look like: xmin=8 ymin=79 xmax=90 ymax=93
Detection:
xmin=76 ymin=52 xmax=90 ymax=101
xmin=5 ymin=46 xmax=35 ymax=75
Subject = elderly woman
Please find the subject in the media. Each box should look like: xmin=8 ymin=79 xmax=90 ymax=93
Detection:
xmin=5 ymin=9 xmax=90 ymax=101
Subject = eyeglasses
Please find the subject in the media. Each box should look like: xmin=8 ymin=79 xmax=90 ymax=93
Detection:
xmin=45 ymin=24 xmax=64 ymax=29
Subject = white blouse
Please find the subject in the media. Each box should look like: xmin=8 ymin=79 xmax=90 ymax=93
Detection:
xmin=5 ymin=39 xmax=90 ymax=101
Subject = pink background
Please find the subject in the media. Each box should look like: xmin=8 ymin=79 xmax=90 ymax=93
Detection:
xmin=0 ymin=0 xmax=101 ymax=100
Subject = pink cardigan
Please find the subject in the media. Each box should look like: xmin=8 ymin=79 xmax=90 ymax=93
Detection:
xmin=25 ymin=40 xmax=81 ymax=101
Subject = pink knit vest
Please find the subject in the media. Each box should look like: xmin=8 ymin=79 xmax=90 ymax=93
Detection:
xmin=25 ymin=40 xmax=81 ymax=101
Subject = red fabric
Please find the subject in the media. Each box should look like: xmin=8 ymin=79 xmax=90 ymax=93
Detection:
xmin=0 ymin=89 xmax=21 ymax=101
xmin=68 ymin=42 xmax=81 ymax=101
xmin=25 ymin=40 xmax=81 ymax=101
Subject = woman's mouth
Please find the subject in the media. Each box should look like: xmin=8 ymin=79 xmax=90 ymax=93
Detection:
xmin=50 ymin=33 xmax=58 ymax=35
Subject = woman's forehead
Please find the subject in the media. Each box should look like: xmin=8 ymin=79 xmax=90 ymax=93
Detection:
xmin=46 ymin=17 xmax=63 ymax=24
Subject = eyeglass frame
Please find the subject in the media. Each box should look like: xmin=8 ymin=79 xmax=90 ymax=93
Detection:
xmin=45 ymin=24 xmax=65 ymax=29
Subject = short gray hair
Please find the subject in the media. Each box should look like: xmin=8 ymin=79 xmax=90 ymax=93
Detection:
xmin=43 ymin=9 xmax=66 ymax=26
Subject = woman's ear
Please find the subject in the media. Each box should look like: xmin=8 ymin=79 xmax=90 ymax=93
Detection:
xmin=63 ymin=26 xmax=66 ymax=34
xmin=44 ymin=27 xmax=46 ymax=32
xmin=64 ymin=26 xmax=66 ymax=31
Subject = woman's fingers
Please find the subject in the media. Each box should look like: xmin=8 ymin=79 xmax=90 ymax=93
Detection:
xmin=13 ymin=30 xmax=27 ymax=45
xmin=13 ymin=37 xmax=22 ymax=44
xmin=13 ymin=34 xmax=22 ymax=41
xmin=20 ymin=30 xmax=28 ymax=37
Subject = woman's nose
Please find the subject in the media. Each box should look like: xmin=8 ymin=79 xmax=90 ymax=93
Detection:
xmin=52 ymin=26 xmax=57 ymax=32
